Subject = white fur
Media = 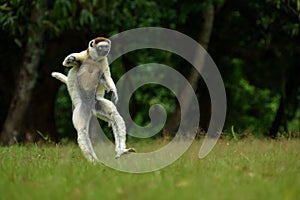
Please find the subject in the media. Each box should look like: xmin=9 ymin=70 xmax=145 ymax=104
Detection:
xmin=52 ymin=38 xmax=135 ymax=161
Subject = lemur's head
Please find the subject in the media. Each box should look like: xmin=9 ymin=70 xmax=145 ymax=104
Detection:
xmin=88 ymin=37 xmax=111 ymax=60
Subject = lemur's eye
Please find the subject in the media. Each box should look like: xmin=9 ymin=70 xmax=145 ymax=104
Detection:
xmin=89 ymin=41 xmax=94 ymax=47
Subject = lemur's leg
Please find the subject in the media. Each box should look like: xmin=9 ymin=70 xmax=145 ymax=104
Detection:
xmin=93 ymin=98 xmax=135 ymax=158
xmin=51 ymin=71 xmax=112 ymax=126
xmin=95 ymin=84 xmax=112 ymax=127
xmin=73 ymin=105 xmax=99 ymax=163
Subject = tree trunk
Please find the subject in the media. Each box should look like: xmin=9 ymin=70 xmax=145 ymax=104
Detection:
xmin=166 ymin=3 xmax=215 ymax=135
xmin=0 ymin=2 xmax=46 ymax=145
xmin=268 ymin=95 xmax=285 ymax=138
xmin=23 ymin=67 xmax=60 ymax=143
xmin=267 ymin=64 xmax=300 ymax=138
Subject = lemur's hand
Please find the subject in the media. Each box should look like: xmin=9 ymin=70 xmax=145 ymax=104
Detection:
xmin=111 ymin=90 xmax=118 ymax=105
xmin=63 ymin=55 xmax=81 ymax=67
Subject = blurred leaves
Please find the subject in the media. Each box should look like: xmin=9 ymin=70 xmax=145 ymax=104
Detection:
xmin=0 ymin=0 xmax=299 ymax=140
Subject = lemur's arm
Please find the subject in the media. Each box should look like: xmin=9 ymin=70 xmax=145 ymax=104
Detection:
xmin=100 ymin=58 xmax=118 ymax=104
xmin=63 ymin=50 xmax=118 ymax=104
xmin=52 ymin=51 xmax=85 ymax=96
xmin=62 ymin=50 xmax=88 ymax=68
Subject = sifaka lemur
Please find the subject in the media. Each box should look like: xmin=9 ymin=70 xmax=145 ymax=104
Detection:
xmin=52 ymin=37 xmax=135 ymax=161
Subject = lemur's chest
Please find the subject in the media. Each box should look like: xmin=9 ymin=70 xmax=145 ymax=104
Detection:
xmin=77 ymin=58 xmax=103 ymax=91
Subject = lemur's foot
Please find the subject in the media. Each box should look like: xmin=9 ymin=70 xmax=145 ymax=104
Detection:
xmin=115 ymin=148 xmax=136 ymax=159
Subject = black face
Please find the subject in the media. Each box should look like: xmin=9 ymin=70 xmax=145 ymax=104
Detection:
xmin=88 ymin=38 xmax=111 ymax=59
xmin=96 ymin=42 xmax=110 ymax=56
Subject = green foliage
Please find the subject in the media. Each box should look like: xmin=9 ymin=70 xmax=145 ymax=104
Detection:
xmin=219 ymin=56 xmax=280 ymax=135
xmin=130 ymin=84 xmax=177 ymax=126
xmin=0 ymin=1 xmax=30 ymax=45
xmin=226 ymin=75 xmax=280 ymax=135
xmin=36 ymin=130 xmax=52 ymax=143
xmin=211 ymin=0 xmax=300 ymax=136
xmin=0 ymin=0 xmax=299 ymax=140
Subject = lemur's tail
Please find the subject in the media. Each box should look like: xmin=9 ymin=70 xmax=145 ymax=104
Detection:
xmin=51 ymin=72 xmax=67 ymax=84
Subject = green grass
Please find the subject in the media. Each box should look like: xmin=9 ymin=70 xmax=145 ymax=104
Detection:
xmin=0 ymin=139 xmax=299 ymax=200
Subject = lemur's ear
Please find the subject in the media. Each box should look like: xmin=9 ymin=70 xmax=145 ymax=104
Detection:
xmin=87 ymin=39 xmax=95 ymax=53
xmin=89 ymin=40 xmax=94 ymax=47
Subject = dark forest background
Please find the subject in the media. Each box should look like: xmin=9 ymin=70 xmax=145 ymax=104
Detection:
xmin=0 ymin=0 xmax=299 ymax=145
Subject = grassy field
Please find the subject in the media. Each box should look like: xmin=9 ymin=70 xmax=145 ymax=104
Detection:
xmin=0 ymin=138 xmax=299 ymax=200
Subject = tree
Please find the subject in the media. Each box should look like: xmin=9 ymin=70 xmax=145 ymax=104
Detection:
xmin=0 ymin=1 xmax=87 ymax=144
xmin=166 ymin=0 xmax=224 ymax=135
xmin=0 ymin=1 xmax=47 ymax=144
xmin=1 ymin=0 xmax=298 ymax=144
xmin=210 ymin=0 xmax=300 ymax=137
xmin=0 ymin=0 xmax=180 ymax=143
